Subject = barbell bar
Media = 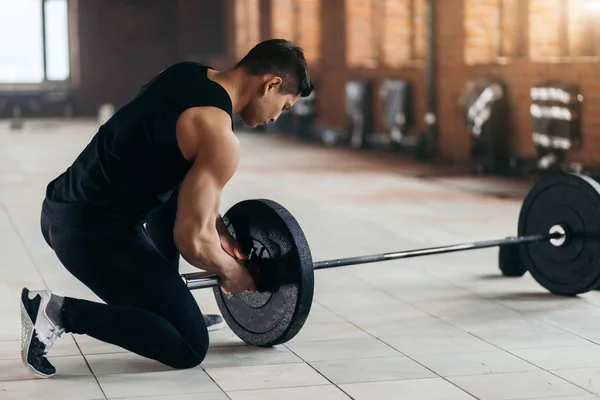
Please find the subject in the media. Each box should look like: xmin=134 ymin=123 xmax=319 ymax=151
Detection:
xmin=181 ymin=230 xmax=563 ymax=290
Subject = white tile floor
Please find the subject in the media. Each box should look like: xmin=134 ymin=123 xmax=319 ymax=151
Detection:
xmin=2 ymin=119 xmax=600 ymax=399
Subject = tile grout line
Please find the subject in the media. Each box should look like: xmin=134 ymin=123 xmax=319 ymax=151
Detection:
xmin=223 ymin=383 xmax=341 ymax=397
xmin=1 ymin=202 xmax=51 ymax=290
xmin=280 ymin=343 xmax=357 ymax=400
xmin=200 ymin=366 xmax=233 ymax=400
xmin=75 ymin=339 xmax=109 ymax=400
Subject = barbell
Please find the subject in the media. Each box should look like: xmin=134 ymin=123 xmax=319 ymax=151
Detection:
xmin=180 ymin=173 xmax=600 ymax=347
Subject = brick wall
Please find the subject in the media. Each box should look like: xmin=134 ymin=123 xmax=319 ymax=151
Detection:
xmin=298 ymin=0 xmax=600 ymax=167
xmin=447 ymin=0 xmax=600 ymax=165
xmin=73 ymin=0 xmax=226 ymax=115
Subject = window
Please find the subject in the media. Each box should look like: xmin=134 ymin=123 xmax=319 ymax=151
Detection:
xmin=45 ymin=0 xmax=70 ymax=80
xmin=296 ymin=0 xmax=321 ymax=63
xmin=530 ymin=0 xmax=599 ymax=60
xmin=0 ymin=0 xmax=70 ymax=83
xmin=412 ymin=0 xmax=427 ymax=60
xmin=529 ymin=0 xmax=563 ymax=59
xmin=235 ymin=0 xmax=260 ymax=59
xmin=346 ymin=0 xmax=376 ymax=67
xmin=566 ymin=0 xmax=596 ymax=56
xmin=464 ymin=0 xmax=599 ymax=64
xmin=271 ymin=0 xmax=296 ymax=42
xmin=381 ymin=0 xmax=411 ymax=67
xmin=499 ymin=0 xmax=522 ymax=57
xmin=381 ymin=0 xmax=427 ymax=67
xmin=347 ymin=0 xmax=426 ymax=69
xmin=464 ymin=0 xmax=499 ymax=64
xmin=270 ymin=0 xmax=321 ymax=63
xmin=464 ymin=0 xmax=525 ymax=64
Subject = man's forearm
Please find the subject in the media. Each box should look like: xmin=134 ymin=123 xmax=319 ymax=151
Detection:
xmin=215 ymin=213 xmax=228 ymax=237
xmin=178 ymin=231 xmax=236 ymax=275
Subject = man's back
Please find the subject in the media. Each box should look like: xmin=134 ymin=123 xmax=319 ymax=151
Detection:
xmin=45 ymin=62 xmax=233 ymax=223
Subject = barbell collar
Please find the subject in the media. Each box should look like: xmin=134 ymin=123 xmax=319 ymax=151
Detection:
xmin=182 ymin=272 xmax=220 ymax=290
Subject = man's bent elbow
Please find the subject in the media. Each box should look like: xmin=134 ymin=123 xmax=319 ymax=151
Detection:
xmin=174 ymin=231 xmax=218 ymax=272
xmin=174 ymin=232 xmax=197 ymax=259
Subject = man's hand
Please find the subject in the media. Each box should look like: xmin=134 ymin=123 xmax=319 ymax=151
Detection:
xmin=215 ymin=215 xmax=256 ymax=294
xmin=219 ymin=260 xmax=256 ymax=294
xmin=216 ymin=215 xmax=247 ymax=261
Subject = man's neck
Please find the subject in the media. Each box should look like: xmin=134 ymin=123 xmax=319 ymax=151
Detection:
xmin=207 ymin=68 xmax=254 ymax=115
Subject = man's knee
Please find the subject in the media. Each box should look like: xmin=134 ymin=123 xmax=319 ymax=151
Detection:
xmin=169 ymin=338 xmax=209 ymax=369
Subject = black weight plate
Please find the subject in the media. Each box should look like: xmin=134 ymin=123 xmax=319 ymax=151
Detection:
xmin=213 ymin=199 xmax=314 ymax=347
xmin=498 ymin=239 xmax=527 ymax=277
xmin=518 ymin=173 xmax=600 ymax=296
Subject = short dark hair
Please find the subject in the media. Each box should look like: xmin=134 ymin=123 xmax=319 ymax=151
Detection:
xmin=235 ymin=39 xmax=314 ymax=98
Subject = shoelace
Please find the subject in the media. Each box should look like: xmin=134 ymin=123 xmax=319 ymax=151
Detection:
xmin=44 ymin=326 xmax=65 ymax=355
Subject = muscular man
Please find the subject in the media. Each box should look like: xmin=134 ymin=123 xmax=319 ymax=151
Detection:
xmin=20 ymin=39 xmax=313 ymax=378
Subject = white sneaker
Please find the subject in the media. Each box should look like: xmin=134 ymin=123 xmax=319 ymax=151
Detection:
xmin=20 ymin=288 xmax=64 ymax=378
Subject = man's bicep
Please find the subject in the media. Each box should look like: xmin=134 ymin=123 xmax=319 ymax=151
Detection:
xmin=173 ymin=128 xmax=240 ymax=250
xmin=174 ymin=163 xmax=222 ymax=243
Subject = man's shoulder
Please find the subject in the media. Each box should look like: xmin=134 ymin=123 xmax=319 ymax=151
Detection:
xmin=140 ymin=62 xmax=210 ymax=90
xmin=181 ymin=106 xmax=232 ymax=131
xmin=158 ymin=61 xmax=208 ymax=75
xmin=176 ymin=106 xmax=235 ymax=161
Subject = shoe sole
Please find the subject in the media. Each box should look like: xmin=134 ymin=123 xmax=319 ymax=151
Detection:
xmin=207 ymin=319 xmax=226 ymax=332
xmin=20 ymin=289 xmax=54 ymax=379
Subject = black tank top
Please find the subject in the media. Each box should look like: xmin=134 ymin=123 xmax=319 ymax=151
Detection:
xmin=44 ymin=62 xmax=233 ymax=225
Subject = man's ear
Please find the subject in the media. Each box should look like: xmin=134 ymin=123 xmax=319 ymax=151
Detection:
xmin=262 ymin=76 xmax=282 ymax=95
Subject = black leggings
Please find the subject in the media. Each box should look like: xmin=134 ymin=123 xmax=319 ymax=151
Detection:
xmin=40 ymin=190 xmax=209 ymax=369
